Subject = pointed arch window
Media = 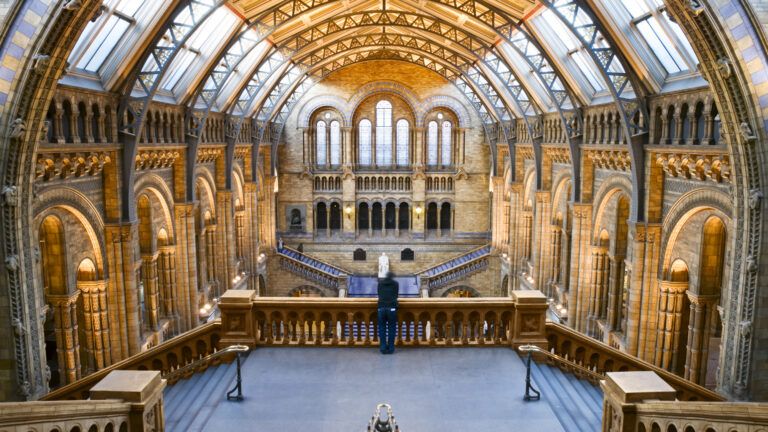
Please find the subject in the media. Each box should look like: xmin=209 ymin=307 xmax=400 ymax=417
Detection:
xmin=396 ymin=119 xmax=409 ymax=166
xmin=316 ymin=121 xmax=327 ymax=166
xmin=376 ymin=101 xmax=393 ymax=166
xmin=330 ymin=120 xmax=341 ymax=166
xmin=358 ymin=119 xmax=372 ymax=166
xmin=427 ymin=121 xmax=438 ymax=166
xmin=441 ymin=121 xmax=452 ymax=166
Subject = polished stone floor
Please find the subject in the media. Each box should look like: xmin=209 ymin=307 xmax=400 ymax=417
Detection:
xmin=201 ymin=347 xmax=566 ymax=432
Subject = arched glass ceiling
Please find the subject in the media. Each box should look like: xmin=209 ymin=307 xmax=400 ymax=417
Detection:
xmin=64 ymin=0 xmax=707 ymax=123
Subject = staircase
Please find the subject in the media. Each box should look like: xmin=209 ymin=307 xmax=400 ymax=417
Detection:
xmin=419 ymin=245 xmax=492 ymax=290
xmin=277 ymin=246 xmax=349 ymax=290
xmin=163 ymin=356 xmax=246 ymax=432
xmin=527 ymin=358 xmax=603 ymax=432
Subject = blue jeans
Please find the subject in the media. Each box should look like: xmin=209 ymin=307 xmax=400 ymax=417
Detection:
xmin=378 ymin=307 xmax=397 ymax=353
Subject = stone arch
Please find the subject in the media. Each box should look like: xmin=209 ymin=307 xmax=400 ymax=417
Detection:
xmin=591 ymin=175 xmax=633 ymax=238
xmin=551 ymin=173 xmax=572 ymax=220
xmin=416 ymin=95 xmax=471 ymax=128
xmin=441 ymin=285 xmax=481 ymax=297
xmin=134 ymin=173 xmax=176 ymax=241
xmin=297 ymin=95 xmax=351 ymax=127
xmin=33 ymin=187 xmax=106 ymax=276
xmin=194 ymin=166 xmax=218 ymax=218
xmin=288 ymin=285 xmax=328 ymax=297
xmin=347 ymin=81 xmax=421 ymax=120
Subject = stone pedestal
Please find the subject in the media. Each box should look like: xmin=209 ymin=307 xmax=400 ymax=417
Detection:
xmin=510 ymin=290 xmax=548 ymax=349
xmin=91 ymin=370 xmax=166 ymax=432
xmin=219 ymin=289 xmax=257 ymax=348
xmin=600 ymin=371 xmax=676 ymax=432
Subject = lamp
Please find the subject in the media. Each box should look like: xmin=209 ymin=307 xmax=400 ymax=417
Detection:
xmin=414 ymin=205 xmax=423 ymax=219
xmin=344 ymin=205 xmax=353 ymax=219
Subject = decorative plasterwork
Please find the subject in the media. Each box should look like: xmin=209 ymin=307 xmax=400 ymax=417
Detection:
xmin=196 ymin=147 xmax=223 ymax=164
xmin=544 ymin=146 xmax=571 ymax=164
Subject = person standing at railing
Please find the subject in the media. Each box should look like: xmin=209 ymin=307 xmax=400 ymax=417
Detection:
xmin=377 ymin=271 xmax=399 ymax=354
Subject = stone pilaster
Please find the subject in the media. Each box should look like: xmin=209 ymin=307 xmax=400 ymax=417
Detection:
xmin=655 ymin=280 xmax=689 ymax=373
xmin=243 ymin=181 xmax=260 ymax=291
xmin=104 ymin=223 xmax=141 ymax=358
xmin=77 ymin=280 xmax=111 ymax=371
xmin=568 ymin=203 xmax=592 ymax=332
xmin=47 ymin=292 xmax=81 ymax=385
xmin=532 ymin=191 xmax=552 ymax=292
xmin=157 ymin=246 xmax=180 ymax=333
xmin=141 ymin=255 xmax=160 ymax=331
xmin=625 ymin=223 xmax=662 ymax=359
xmin=684 ymin=292 xmax=720 ymax=385
xmin=173 ymin=203 xmax=199 ymax=331
xmin=215 ymin=190 xmax=237 ymax=294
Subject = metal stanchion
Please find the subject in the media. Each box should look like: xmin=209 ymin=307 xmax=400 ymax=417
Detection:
xmin=226 ymin=351 xmax=244 ymax=401
xmin=523 ymin=350 xmax=541 ymax=401
xmin=367 ymin=403 xmax=399 ymax=432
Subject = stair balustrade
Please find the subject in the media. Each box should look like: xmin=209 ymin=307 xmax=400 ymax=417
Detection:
xmin=546 ymin=322 xmax=725 ymax=402
xmin=42 ymin=321 xmax=223 ymax=401
xmin=601 ymin=371 xmax=768 ymax=432
xmin=277 ymin=245 xmax=349 ymax=290
xmin=418 ymin=245 xmax=491 ymax=290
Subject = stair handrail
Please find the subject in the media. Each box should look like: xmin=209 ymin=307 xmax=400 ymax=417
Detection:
xmin=277 ymin=245 xmax=350 ymax=275
xmin=546 ymin=322 xmax=725 ymax=401
xmin=518 ymin=344 xmax=604 ymax=384
xmin=417 ymin=244 xmax=491 ymax=277
xmin=164 ymin=344 xmax=250 ymax=383
xmin=42 ymin=320 xmax=222 ymax=401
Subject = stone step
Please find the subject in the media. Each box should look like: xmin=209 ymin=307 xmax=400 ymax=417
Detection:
xmin=184 ymin=357 xmax=246 ymax=432
xmin=172 ymin=362 xmax=234 ymax=431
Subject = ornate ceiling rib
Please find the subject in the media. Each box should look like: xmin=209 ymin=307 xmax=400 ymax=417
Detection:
xmin=540 ymin=0 xmax=649 ymax=219
xmin=117 ymin=0 xmax=227 ymax=218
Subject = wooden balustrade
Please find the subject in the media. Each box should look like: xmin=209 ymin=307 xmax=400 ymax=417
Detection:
xmin=2 ymin=370 xmax=164 ymax=432
xmin=546 ymin=322 xmax=724 ymax=402
xmin=42 ymin=321 xmax=222 ymax=401
xmin=218 ymin=290 xmax=549 ymax=350
xmin=601 ymin=371 xmax=767 ymax=432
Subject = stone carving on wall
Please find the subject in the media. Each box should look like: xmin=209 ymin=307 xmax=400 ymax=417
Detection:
xmin=36 ymin=152 xmax=111 ymax=181
xmin=585 ymin=149 xmax=631 ymax=172
xmin=655 ymin=153 xmax=731 ymax=183
xmin=196 ymin=147 xmax=222 ymax=163
xmin=135 ymin=149 xmax=179 ymax=170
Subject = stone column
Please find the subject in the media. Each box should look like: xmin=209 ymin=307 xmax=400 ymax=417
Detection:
xmin=625 ymin=223 xmax=662 ymax=360
xmin=490 ymin=176 xmax=506 ymax=250
xmin=569 ymin=203 xmax=593 ymax=332
xmin=655 ymin=280 xmax=689 ymax=372
xmin=342 ymin=127 xmax=352 ymax=166
xmin=587 ymin=246 xmax=608 ymax=337
xmin=549 ymin=226 xmax=562 ymax=297
xmin=47 ymin=292 xmax=82 ymax=384
xmin=104 ymin=223 xmax=141 ymax=358
xmin=141 ymin=255 xmax=160 ymax=331
xmin=414 ymin=127 xmax=424 ymax=166
xmin=532 ymin=191 xmax=552 ymax=292
xmin=244 ymin=181 xmax=259 ymax=291
xmin=77 ymin=280 xmax=111 ymax=371
xmin=173 ymin=203 xmax=199 ymax=332
xmin=158 ymin=246 xmax=180 ymax=333
xmin=684 ymin=293 xmax=719 ymax=385
xmin=215 ymin=190 xmax=237 ymax=294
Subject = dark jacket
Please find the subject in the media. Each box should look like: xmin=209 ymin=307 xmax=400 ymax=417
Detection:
xmin=377 ymin=278 xmax=399 ymax=308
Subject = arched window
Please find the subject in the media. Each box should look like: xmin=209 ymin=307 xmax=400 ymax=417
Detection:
xmin=316 ymin=121 xmax=327 ymax=166
xmin=359 ymin=119 xmax=372 ymax=166
xmin=441 ymin=121 xmax=452 ymax=166
xmin=376 ymin=101 xmax=392 ymax=166
xmin=427 ymin=121 xmax=438 ymax=166
xmin=330 ymin=120 xmax=341 ymax=166
xmin=396 ymin=119 xmax=409 ymax=166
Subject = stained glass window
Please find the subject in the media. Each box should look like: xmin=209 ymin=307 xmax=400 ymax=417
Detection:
xmin=316 ymin=121 xmax=327 ymax=166
xmin=441 ymin=121 xmax=452 ymax=166
xmin=396 ymin=119 xmax=409 ymax=166
xmin=427 ymin=121 xmax=438 ymax=166
xmin=376 ymin=101 xmax=392 ymax=166
xmin=359 ymin=119 xmax=372 ymax=166
xmin=330 ymin=121 xmax=341 ymax=166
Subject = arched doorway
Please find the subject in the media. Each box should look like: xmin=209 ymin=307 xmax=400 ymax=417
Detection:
xmin=440 ymin=203 xmax=451 ymax=234
xmin=329 ymin=202 xmax=341 ymax=232
xmin=398 ymin=203 xmax=410 ymax=233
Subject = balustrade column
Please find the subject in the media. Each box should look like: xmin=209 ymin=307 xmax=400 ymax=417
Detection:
xmin=686 ymin=111 xmax=696 ymax=145
xmin=70 ymin=105 xmax=81 ymax=144
xmin=702 ymin=108 xmax=713 ymax=145
xmin=54 ymin=104 xmax=65 ymax=143
xmin=84 ymin=106 xmax=94 ymax=143
xmin=47 ymin=293 xmax=82 ymax=384
xmin=141 ymin=255 xmax=160 ymax=330
xmin=683 ymin=293 xmax=719 ymax=385
xmin=660 ymin=109 xmax=670 ymax=144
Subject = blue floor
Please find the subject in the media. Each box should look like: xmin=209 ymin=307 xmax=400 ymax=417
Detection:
xmin=176 ymin=347 xmax=575 ymax=432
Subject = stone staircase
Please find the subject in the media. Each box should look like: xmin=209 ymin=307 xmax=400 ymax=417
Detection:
xmin=418 ymin=244 xmax=492 ymax=290
xmin=277 ymin=246 xmax=349 ymax=290
xmin=163 ymin=356 xmax=246 ymax=432
xmin=528 ymin=358 xmax=603 ymax=432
